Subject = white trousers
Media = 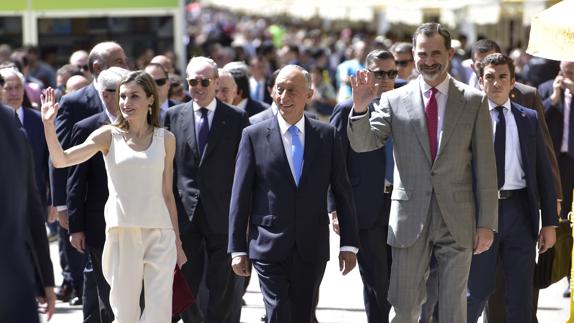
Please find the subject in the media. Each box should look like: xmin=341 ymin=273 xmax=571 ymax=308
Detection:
xmin=102 ymin=227 xmax=176 ymax=323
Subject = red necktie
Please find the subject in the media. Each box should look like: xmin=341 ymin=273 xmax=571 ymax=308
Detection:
xmin=425 ymin=87 xmax=438 ymax=161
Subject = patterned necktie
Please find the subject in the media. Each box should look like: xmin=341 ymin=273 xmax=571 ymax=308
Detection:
xmin=494 ymin=106 xmax=506 ymax=189
xmin=197 ymin=108 xmax=209 ymax=157
xmin=288 ymin=125 xmax=303 ymax=186
xmin=425 ymin=87 xmax=438 ymax=161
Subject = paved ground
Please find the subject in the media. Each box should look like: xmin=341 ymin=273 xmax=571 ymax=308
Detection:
xmin=43 ymin=229 xmax=571 ymax=322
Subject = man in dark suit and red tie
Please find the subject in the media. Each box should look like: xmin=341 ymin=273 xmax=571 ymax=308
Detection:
xmin=466 ymin=53 xmax=557 ymax=323
xmin=228 ymin=64 xmax=359 ymax=323
xmin=164 ymin=56 xmax=249 ymax=323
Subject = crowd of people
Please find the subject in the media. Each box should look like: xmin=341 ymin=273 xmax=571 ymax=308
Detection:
xmin=0 ymin=9 xmax=573 ymax=323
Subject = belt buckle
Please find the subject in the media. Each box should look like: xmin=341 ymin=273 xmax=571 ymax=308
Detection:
xmin=498 ymin=190 xmax=509 ymax=200
xmin=384 ymin=185 xmax=393 ymax=194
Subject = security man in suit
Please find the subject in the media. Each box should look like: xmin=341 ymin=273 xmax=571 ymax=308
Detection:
xmin=467 ymin=53 xmax=557 ymax=323
xmin=165 ymin=56 xmax=249 ymax=323
xmin=328 ymin=49 xmax=398 ymax=323
xmin=229 ymin=64 xmax=359 ymax=323
xmin=50 ymin=41 xmax=128 ymax=303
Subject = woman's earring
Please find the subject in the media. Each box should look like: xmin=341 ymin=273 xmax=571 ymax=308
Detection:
xmin=148 ymin=107 xmax=152 ymax=115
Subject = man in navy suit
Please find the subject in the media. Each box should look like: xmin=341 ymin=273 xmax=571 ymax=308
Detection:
xmin=538 ymin=61 xmax=574 ymax=221
xmin=228 ymin=65 xmax=359 ymax=323
xmin=328 ymin=49 xmax=398 ymax=323
xmin=164 ymin=56 xmax=249 ymax=323
xmin=466 ymin=53 xmax=557 ymax=323
xmin=0 ymin=100 xmax=56 ymax=321
xmin=224 ymin=61 xmax=269 ymax=117
xmin=66 ymin=67 xmax=129 ymax=323
xmin=0 ymin=68 xmax=56 ymax=310
xmin=50 ymin=41 xmax=128 ymax=303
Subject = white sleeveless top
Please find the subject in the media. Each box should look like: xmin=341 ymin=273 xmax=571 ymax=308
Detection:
xmin=103 ymin=127 xmax=172 ymax=230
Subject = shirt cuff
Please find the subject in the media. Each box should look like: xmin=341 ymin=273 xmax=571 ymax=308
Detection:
xmin=341 ymin=246 xmax=359 ymax=254
xmin=56 ymin=205 xmax=67 ymax=212
xmin=349 ymin=107 xmax=369 ymax=120
xmin=231 ymin=252 xmax=247 ymax=258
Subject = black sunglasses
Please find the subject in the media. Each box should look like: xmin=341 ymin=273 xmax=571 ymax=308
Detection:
xmin=370 ymin=70 xmax=398 ymax=79
xmin=188 ymin=78 xmax=212 ymax=88
xmin=395 ymin=59 xmax=413 ymax=67
xmin=154 ymin=78 xmax=168 ymax=86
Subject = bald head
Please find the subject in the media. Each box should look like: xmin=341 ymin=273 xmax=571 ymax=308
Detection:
xmin=66 ymin=75 xmax=90 ymax=93
xmin=88 ymin=42 xmax=128 ymax=78
xmin=150 ymin=55 xmax=174 ymax=74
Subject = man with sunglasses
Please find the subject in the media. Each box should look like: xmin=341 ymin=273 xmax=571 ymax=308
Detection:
xmin=145 ymin=63 xmax=176 ymax=125
xmin=390 ymin=42 xmax=418 ymax=83
xmin=164 ymin=56 xmax=249 ymax=323
xmin=328 ymin=49 xmax=401 ymax=323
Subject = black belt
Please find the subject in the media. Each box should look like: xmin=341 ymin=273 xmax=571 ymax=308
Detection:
xmin=498 ymin=188 xmax=527 ymax=200
xmin=384 ymin=185 xmax=393 ymax=194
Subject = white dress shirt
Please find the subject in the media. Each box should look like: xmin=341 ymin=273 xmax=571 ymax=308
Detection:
xmin=419 ymin=75 xmax=450 ymax=157
xmin=562 ymin=89 xmax=572 ymax=153
xmin=15 ymin=106 xmax=24 ymax=125
xmin=488 ymin=99 xmax=526 ymax=190
xmin=236 ymin=98 xmax=248 ymax=111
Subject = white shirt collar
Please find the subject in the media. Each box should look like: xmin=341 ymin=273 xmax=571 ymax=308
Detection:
xmin=236 ymin=98 xmax=248 ymax=110
xmin=15 ymin=106 xmax=23 ymax=124
xmin=193 ymin=97 xmax=217 ymax=112
xmin=419 ymin=74 xmax=450 ymax=97
xmin=160 ymin=100 xmax=169 ymax=113
xmin=488 ymin=99 xmax=511 ymax=112
xmin=277 ymin=112 xmax=305 ymax=136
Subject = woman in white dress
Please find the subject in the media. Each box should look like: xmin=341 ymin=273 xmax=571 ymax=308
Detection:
xmin=41 ymin=70 xmax=187 ymax=322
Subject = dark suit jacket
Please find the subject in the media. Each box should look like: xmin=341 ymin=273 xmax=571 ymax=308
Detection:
xmin=51 ymin=83 xmax=103 ymax=206
xmin=244 ymin=97 xmax=269 ymax=117
xmin=0 ymin=105 xmax=53 ymax=323
xmin=510 ymin=102 xmax=558 ymax=237
xmin=22 ymin=107 xmax=51 ymax=207
xmin=164 ymin=99 xmax=249 ymax=234
xmin=511 ymin=82 xmax=562 ymax=200
xmin=228 ymin=116 xmax=359 ymax=263
xmin=328 ymin=99 xmax=387 ymax=229
xmin=538 ymin=79 xmax=572 ymax=157
xmin=67 ymin=112 xmax=110 ymax=249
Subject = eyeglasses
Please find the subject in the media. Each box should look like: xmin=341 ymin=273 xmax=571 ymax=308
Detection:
xmin=154 ymin=78 xmax=168 ymax=86
xmin=188 ymin=78 xmax=212 ymax=88
xmin=77 ymin=64 xmax=89 ymax=72
xmin=395 ymin=59 xmax=413 ymax=67
xmin=370 ymin=70 xmax=398 ymax=80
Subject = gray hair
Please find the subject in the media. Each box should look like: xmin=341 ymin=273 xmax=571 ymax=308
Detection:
xmin=223 ymin=61 xmax=250 ymax=77
xmin=97 ymin=67 xmax=129 ymax=92
xmin=279 ymin=65 xmax=312 ymax=90
xmin=0 ymin=66 xmax=25 ymax=85
xmin=186 ymin=56 xmax=219 ymax=78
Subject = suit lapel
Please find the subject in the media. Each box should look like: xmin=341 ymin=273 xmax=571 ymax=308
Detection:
xmin=435 ymin=79 xmax=465 ymax=163
xmin=267 ymin=118 xmax=297 ymax=187
xmin=511 ymin=103 xmax=530 ymax=173
xmin=201 ymin=101 xmax=227 ymax=165
xmin=86 ymin=84 xmax=104 ymax=112
xmin=180 ymin=102 xmax=200 ymax=160
xmin=298 ymin=117 xmax=318 ymax=188
xmin=402 ymin=83 xmax=432 ymax=164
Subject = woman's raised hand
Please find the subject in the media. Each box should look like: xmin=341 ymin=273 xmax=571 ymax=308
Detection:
xmin=40 ymin=87 xmax=59 ymax=125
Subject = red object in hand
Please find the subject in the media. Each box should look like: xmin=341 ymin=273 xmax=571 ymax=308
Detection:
xmin=172 ymin=266 xmax=195 ymax=315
